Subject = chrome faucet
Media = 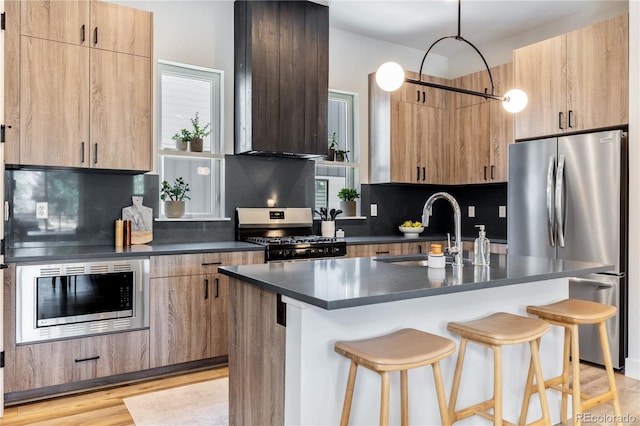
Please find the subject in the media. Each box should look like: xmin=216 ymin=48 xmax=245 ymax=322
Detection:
xmin=421 ymin=192 xmax=463 ymax=266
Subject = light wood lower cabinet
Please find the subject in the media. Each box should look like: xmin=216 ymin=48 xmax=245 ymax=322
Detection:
xmin=149 ymin=251 xmax=264 ymax=368
xmin=346 ymin=241 xmax=445 ymax=258
xmin=9 ymin=330 xmax=149 ymax=393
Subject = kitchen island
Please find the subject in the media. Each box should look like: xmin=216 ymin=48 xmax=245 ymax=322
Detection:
xmin=219 ymin=254 xmax=612 ymax=426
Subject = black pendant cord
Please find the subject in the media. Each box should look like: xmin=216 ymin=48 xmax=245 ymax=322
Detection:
xmin=414 ymin=0 xmax=502 ymax=101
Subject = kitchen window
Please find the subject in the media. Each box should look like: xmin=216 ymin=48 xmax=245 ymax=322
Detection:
xmin=157 ymin=61 xmax=224 ymax=219
xmin=315 ymin=90 xmax=360 ymax=215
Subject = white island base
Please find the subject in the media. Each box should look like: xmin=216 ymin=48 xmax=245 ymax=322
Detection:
xmin=282 ymin=279 xmax=569 ymax=426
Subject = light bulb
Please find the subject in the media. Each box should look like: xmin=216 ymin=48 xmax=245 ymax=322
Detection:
xmin=502 ymin=89 xmax=528 ymax=113
xmin=376 ymin=62 xmax=405 ymax=92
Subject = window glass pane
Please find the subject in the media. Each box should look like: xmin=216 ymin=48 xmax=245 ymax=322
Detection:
xmin=160 ymin=156 xmax=223 ymax=218
xmin=158 ymin=62 xmax=222 ymax=154
xmin=328 ymin=98 xmax=348 ymax=152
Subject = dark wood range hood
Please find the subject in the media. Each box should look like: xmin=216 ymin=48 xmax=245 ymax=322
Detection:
xmin=234 ymin=0 xmax=329 ymax=158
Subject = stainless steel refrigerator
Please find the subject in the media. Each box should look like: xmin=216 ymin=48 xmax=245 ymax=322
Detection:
xmin=508 ymin=129 xmax=627 ymax=369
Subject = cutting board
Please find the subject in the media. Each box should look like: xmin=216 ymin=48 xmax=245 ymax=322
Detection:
xmin=122 ymin=196 xmax=153 ymax=244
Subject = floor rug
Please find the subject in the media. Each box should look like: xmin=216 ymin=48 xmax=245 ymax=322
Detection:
xmin=124 ymin=378 xmax=228 ymax=425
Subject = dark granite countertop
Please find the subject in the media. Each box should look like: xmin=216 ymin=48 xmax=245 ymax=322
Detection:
xmin=343 ymin=235 xmax=508 ymax=245
xmin=6 ymin=242 xmax=264 ymax=263
xmin=219 ymin=253 xmax=612 ymax=310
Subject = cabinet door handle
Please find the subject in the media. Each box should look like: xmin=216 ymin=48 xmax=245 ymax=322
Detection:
xmin=81 ymin=142 xmax=85 ymax=163
xmin=215 ymin=278 xmax=220 ymax=298
xmin=94 ymin=143 xmax=98 ymax=164
xmin=484 ymin=166 xmax=488 ymax=180
xmin=422 ymin=167 xmax=425 ymax=181
xmin=204 ymin=278 xmax=209 ymax=299
xmin=202 ymin=262 xmax=222 ymax=266
xmin=375 ymin=251 xmax=390 ymax=255
xmin=422 ymin=91 xmax=425 ymax=103
xmin=558 ymin=111 xmax=564 ymax=130
xmin=490 ymin=165 xmax=495 ymax=180
xmin=93 ymin=27 xmax=98 ymax=46
xmin=416 ymin=166 xmax=420 ymax=181
xmin=568 ymin=110 xmax=574 ymax=128
xmin=75 ymin=355 xmax=100 ymax=363
xmin=81 ymin=24 xmax=85 ymax=43
xmin=416 ymin=90 xmax=420 ymax=103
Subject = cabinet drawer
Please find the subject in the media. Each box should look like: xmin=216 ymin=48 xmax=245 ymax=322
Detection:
xmin=151 ymin=251 xmax=264 ymax=278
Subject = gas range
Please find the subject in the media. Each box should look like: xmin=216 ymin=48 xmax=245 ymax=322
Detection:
xmin=236 ymin=208 xmax=347 ymax=262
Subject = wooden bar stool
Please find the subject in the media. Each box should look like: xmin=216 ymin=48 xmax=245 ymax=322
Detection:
xmin=521 ymin=299 xmax=622 ymax=426
xmin=447 ymin=312 xmax=551 ymax=426
xmin=334 ymin=328 xmax=456 ymax=426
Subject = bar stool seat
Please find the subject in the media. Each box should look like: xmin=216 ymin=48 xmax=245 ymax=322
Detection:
xmin=334 ymin=328 xmax=456 ymax=426
xmin=522 ymin=299 xmax=622 ymax=426
xmin=447 ymin=312 xmax=551 ymax=426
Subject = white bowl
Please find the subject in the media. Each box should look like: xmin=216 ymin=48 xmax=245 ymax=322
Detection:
xmin=398 ymin=226 xmax=424 ymax=238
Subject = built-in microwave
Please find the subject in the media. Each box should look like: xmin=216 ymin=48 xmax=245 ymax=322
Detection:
xmin=16 ymin=258 xmax=149 ymax=344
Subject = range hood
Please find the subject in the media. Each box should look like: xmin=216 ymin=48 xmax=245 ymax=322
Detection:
xmin=234 ymin=0 xmax=329 ymax=158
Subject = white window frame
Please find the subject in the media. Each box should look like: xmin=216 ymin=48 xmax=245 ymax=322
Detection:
xmin=157 ymin=60 xmax=226 ymax=220
xmin=315 ymin=90 xmax=361 ymax=217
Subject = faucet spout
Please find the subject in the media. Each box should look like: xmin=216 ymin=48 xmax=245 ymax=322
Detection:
xmin=421 ymin=192 xmax=463 ymax=266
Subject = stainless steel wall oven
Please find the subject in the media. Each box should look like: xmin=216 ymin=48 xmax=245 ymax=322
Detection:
xmin=16 ymin=258 xmax=150 ymax=344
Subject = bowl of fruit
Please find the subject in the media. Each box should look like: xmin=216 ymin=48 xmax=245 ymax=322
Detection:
xmin=399 ymin=221 xmax=425 ymax=238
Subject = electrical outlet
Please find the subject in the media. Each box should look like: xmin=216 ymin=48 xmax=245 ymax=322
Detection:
xmin=36 ymin=202 xmax=48 ymax=219
xmin=499 ymin=205 xmax=507 ymax=218
xmin=370 ymin=204 xmax=378 ymax=217
xmin=468 ymin=206 xmax=475 ymax=218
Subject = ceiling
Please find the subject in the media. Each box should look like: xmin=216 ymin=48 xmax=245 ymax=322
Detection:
xmin=328 ymin=0 xmax=628 ymax=57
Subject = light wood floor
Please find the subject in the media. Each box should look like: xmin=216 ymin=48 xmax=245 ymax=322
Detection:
xmin=0 ymin=363 xmax=636 ymax=425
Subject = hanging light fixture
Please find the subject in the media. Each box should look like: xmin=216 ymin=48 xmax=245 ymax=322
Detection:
xmin=376 ymin=0 xmax=528 ymax=113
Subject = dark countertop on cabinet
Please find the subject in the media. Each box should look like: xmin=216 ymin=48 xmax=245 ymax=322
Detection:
xmin=219 ymin=253 xmax=611 ymax=310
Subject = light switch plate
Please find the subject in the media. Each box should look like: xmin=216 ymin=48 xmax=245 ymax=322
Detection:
xmin=370 ymin=204 xmax=378 ymax=217
xmin=36 ymin=202 xmax=48 ymax=219
xmin=468 ymin=206 xmax=475 ymax=218
xmin=499 ymin=205 xmax=507 ymax=218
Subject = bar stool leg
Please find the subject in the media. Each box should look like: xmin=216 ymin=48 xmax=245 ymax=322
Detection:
xmin=340 ymin=361 xmax=358 ymax=426
xmin=432 ymin=361 xmax=451 ymax=426
xmin=518 ymin=338 xmax=543 ymax=426
xmin=560 ymin=327 xmax=571 ymax=423
xmin=380 ymin=371 xmax=390 ymax=426
xmin=570 ymin=324 xmax=582 ymax=426
xmin=400 ymin=369 xmax=408 ymax=426
xmin=530 ymin=338 xmax=551 ymax=425
xmin=448 ymin=338 xmax=468 ymax=421
xmin=493 ymin=345 xmax=503 ymax=426
xmin=598 ymin=322 xmax=622 ymax=426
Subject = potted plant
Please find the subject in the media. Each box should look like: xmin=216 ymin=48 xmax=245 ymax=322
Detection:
xmin=337 ymin=188 xmax=359 ymax=216
xmin=188 ymin=112 xmax=211 ymax=152
xmin=327 ymin=132 xmax=337 ymax=161
xmin=335 ymin=149 xmax=350 ymax=162
xmin=171 ymin=128 xmax=191 ymax=151
xmin=160 ymin=177 xmax=191 ymax=218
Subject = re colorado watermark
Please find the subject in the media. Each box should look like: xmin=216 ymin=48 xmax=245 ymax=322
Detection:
xmin=576 ymin=413 xmax=638 ymax=424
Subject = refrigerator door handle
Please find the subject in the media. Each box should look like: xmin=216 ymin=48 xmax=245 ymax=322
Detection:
xmin=546 ymin=156 xmax=556 ymax=246
xmin=555 ymin=155 xmax=566 ymax=247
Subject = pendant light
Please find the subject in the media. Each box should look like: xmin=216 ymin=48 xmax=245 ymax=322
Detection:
xmin=375 ymin=0 xmax=528 ymax=113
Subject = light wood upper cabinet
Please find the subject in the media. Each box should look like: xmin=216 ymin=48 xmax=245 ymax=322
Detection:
xmin=21 ymin=0 xmax=90 ymax=45
xmin=8 ymin=0 xmax=153 ymax=171
xmin=20 ymin=37 xmax=90 ymax=168
xmin=449 ymin=63 xmax=513 ymax=184
xmin=370 ymin=73 xmax=448 ymax=185
xmin=515 ymin=14 xmax=628 ymax=140
xmin=90 ymin=0 xmax=152 ymax=57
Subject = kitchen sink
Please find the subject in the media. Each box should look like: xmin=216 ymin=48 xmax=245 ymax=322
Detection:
xmin=374 ymin=254 xmax=472 ymax=267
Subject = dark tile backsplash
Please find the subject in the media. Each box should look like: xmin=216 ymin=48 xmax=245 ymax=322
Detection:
xmin=5 ymin=162 xmax=506 ymax=247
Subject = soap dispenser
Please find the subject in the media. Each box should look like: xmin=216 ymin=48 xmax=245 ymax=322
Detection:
xmin=473 ymin=225 xmax=490 ymax=266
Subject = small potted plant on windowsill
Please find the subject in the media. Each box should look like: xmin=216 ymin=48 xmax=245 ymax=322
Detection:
xmin=327 ymin=132 xmax=337 ymax=161
xmin=337 ymin=187 xmax=360 ymax=216
xmin=171 ymin=128 xmax=191 ymax=151
xmin=188 ymin=112 xmax=211 ymax=152
xmin=335 ymin=149 xmax=350 ymax=162
xmin=160 ymin=177 xmax=191 ymax=218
